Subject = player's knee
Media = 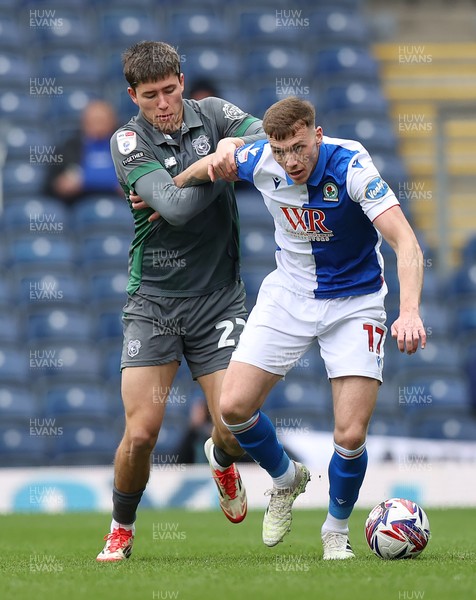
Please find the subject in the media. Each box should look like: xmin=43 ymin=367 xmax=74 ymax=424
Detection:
xmin=125 ymin=426 xmax=159 ymax=454
xmin=220 ymin=396 xmax=252 ymax=426
xmin=334 ymin=424 xmax=367 ymax=450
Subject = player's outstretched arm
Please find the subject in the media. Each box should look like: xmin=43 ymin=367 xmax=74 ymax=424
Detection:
xmin=373 ymin=206 xmax=426 ymax=354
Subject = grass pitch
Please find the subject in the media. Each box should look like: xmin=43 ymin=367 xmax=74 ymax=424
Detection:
xmin=1 ymin=508 xmax=474 ymax=600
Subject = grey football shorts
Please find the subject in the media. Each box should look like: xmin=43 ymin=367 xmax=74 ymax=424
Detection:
xmin=120 ymin=280 xmax=247 ymax=379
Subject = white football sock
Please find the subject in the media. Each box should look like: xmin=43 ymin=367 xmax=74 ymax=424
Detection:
xmin=272 ymin=459 xmax=296 ymax=489
xmin=321 ymin=513 xmax=349 ymax=534
xmin=111 ymin=518 xmax=135 ymax=533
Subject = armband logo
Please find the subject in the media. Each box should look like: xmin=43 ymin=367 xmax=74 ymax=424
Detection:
xmin=365 ymin=177 xmax=389 ymax=200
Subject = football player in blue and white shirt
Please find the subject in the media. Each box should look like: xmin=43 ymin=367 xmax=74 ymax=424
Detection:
xmin=208 ymin=97 xmax=426 ymax=559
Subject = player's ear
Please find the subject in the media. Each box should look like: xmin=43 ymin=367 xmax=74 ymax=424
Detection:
xmin=178 ymin=73 xmax=185 ymax=92
xmin=127 ymin=86 xmax=139 ymax=106
xmin=315 ymin=126 xmax=323 ymax=145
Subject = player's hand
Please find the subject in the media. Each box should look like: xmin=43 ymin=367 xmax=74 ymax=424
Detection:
xmin=391 ymin=310 xmax=426 ymax=354
xmin=130 ymin=191 xmax=160 ymax=222
xmin=208 ymin=138 xmax=241 ymax=182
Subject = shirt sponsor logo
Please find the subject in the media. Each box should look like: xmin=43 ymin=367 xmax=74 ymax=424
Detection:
xmin=222 ymin=103 xmax=245 ymax=120
xmin=122 ymin=151 xmax=144 ymax=166
xmin=365 ymin=177 xmax=389 ymax=200
xmin=117 ymin=130 xmax=137 ymax=155
xmin=323 ymin=181 xmax=339 ymax=201
xmin=280 ymin=207 xmax=334 ymax=241
xmin=191 ymin=134 xmax=211 ymax=156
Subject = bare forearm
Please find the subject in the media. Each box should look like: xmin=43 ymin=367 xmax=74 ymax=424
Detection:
xmin=395 ymin=239 xmax=424 ymax=311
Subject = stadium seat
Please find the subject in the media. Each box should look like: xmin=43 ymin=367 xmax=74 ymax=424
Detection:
xmin=0 ymin=91 xmax=46 ymax=123
xmin=79 ymin=233 xmax=130 ymax=268
xmin=42 ymin=381 xmax=113 ymax=424
xmin=0 ymin=275 xmax=14 ymax=308
xmin=308 ymin=8 xmax=369 ymax=45
xmin=34 ymin=11 xmax=97 ymax=49
xmin=410 ymin=415 xmax=476 ymax=441
xmin=179 ymin=47 xmax=241 ymax=84
xmin=14 ymin=268 xmax=86 ymax=307
xmin=102 ymin=342 xmax=122 ymax=383
xmin=71 ymin=195 xmax=132 ymax=234
xmin=0 ymin=310 xmax=23 ymax=343
xmin=169 ymin=11 xmax=232 ymax=45
xmin=40 ymin=50 xmax=103 ymax=85
xmin=3 ymin=160 xmax=47 ymax=197
xmin=0 ymin=426 xmax=49 ymax=467
xmin=321 ymin=83 xmax=389 ymax=118
xmin=0 ymin=383 xmax=39 ymax=423
xmin=5 ymin=124 xmax=52 ymax=161
xmin=28 ymin=341 xmax=103 ymax=382
xmin=87 ymin=269 xmax=128 ymax=304
xmin=241 ymin=229 xmax=280 ymax=262
xmin=0 ymin=14 xmax=29 ymax=49
xmin=450 ymin=298 xmax=476 ymax=337
xmin=98 ymin=8 xmax=161 ymax=44
xmin=45 ymin=87 xmax=103 ymax=123
xmin=235 ymin=189 xmax=274 ymax=229
xmin=328 ymin=117 xmax=398 ymax=154
xmin=450 ymin=263 xmax=476 ymax=296
xmin=368 ymin=417 xmax=411 ymax=437
xmin=238 ymin=9 xmax=304 ymax=44
xmin=153 ymin=420 xmax=188 ymax=456
xmin=240 ymin=266 xmax=267 ymax=310
xmin=51 ymin=424 xmax=120 ymax=465
xmin=0 ymin=51 xmax=31 ymax=86
xmin=244 ymin=47 xmax=310 ymax=80
xmin=7 ymin=235 xmax=77 ymax=268
xmin=395 ymin=370 xmax=470 ymax=414
xmin=0 ymin=344 xmax=30 ymax=385
xmin=2 ymin=196 xmax=69 ymax=233
xmin=27 ymin=307 xmax=94 ymax=342
xmin=461 ymin=234 xmax=476 ymax=265
xmin=313 ymin=47 xmax=380 ymax=83
xmin=96 ymin=309 xmax=124 ymax=340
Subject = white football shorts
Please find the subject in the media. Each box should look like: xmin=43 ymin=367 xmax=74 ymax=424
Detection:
xmin=233 ymin=270 xmax=388 ymax=381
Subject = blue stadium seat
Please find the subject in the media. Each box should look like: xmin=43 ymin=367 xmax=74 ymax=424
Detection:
xmin=314 ymin=47 xmax=380 ymax=83
xmin=0 ymin=426 xmax=49 ymax=466
xmin=267 ymin=378 xmax=331 ymax=419
xmin=14 ymin=268 xmax=86 ymax=307
xmin=241 ymin=229 xmax=280 ymax=262
xmin=0 ymin=344 xmax=30 ymax=385
xmin=0 ymin=13 xmax=29 ymax=49
xmin=328 ymin=118 xmax=398 ymax=154
xmin=79 ymin=233 xmax=130 ymax=268
xmin=169 ymin=11 xmax=232 ymax=45
xmin=96 ymin=310 xmax=123 ymax=340
xmin=2 ymin=197 xmax=69 ymax=233
xmin=102 ymin=342 xmax=122 ymax=382
xmin=386 ymin=336 xmax=461 ymax=377
xmin=0 ymin=51 xmax=31 ymax=86
xmin=6 ymin=124 xmax=52 ymax=160
xmin=3 ymin=160 xmax=47 ymax=197
xmin=51 ymin=424 xmax=120 ymax=465
xmin=368 ymin=417 xmax=411 ymax=437
xmin=0 ymin=310 xmax=23 ymax=343
xmin=450 ymin=263 xmax=476 ymax=296
xmin=0 ymin=91 xmax=46 ymax=123
xmin=308 ymin=8 xmax=369 ymax=45
xmin=0 ymin=383 xmax=39 ymax=423
xmin=7 ymin=235 xmax=77 ymax=268
xmin=395 ymin=370 xmax=470 ymax=414
xmin=461 ymin=234 xmax=476 ymax=265
xmin=72 ymin=195 xmax=132 ymax=234
xmin=98 ymin=8 xmax=161 ymax=44
xmin=28 ymin=341 xmax=103 ymax=382
xmin=235 ymin=189 xmax=274 ymax=229
xmin=180 ymin=47 xmax=240 ymax=84
xmin=27 ymin=307 xmax=94 ymax=342
xmin=0 ymin=275 xmax=14 ymax=308
xmin=42 ymin=381 xmax=112 ymax=424
xmin=40 ymin=50 xmax=103 ymax=85
xmin=321 ymin=83 xmax=389 ymax=118
xmin=87 ymin=269 xmax=128 ymax=304
xmin=410 ymin=415 xmax=476 ymax=441
xmin=244 ymin=47 xmax=310 ymax=80
xmin=46 ymin=87 xmax=102 ymax=123
xmin=238 ymin=9 xmax=304 ymax=44
xmin=452 ymin=298 xmax=476 ymax=337
xmin=216 ymin=85 xmax=252 ymax=115
xmin=153 ymin=420 xmax=188 ymax=456
xmin=240 ymin=266 xmax=267 ymax=310
xmin=34 ymin=11 xmax=97 ymax=49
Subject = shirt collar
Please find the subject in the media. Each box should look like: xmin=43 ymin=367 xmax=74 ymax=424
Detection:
xmin=135 ymin=100 xmax=203 ymax=145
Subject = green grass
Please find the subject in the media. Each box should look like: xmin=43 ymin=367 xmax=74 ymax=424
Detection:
xmin=1 ymin=509 xmax=475 ymax=600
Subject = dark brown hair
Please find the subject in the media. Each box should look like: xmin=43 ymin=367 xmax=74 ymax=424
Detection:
xmin=122 ymin=41 xmax=181 ymax=88
xmin=263 ymin=96 xmax=315 ymax=140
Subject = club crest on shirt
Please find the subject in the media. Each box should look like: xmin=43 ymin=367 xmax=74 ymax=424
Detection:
xmin=192 ymin=134 xmax=211 ymax=156
xmin=222 ymin=103 xmax=245 ymax=120
xmin=323 ymin=181 xmax=339 ymax=202
xmin=127 ymin=339 xmax=141 ymax=357
xmin=117 ymin=130 xmax=137 ymax=155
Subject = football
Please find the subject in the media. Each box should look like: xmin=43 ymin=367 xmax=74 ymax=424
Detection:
xmin=365 ymin=498 xmax=431 ymax=559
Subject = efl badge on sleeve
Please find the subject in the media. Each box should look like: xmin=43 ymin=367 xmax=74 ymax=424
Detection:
xmin=117 ymin=130 xmax=137 ymax=155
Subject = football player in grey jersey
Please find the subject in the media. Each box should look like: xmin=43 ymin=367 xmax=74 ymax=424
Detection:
xmin=97 ymin=41 xmax=264 ymax=562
